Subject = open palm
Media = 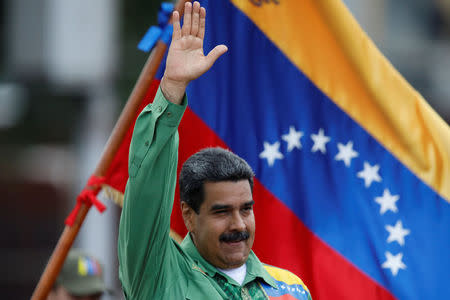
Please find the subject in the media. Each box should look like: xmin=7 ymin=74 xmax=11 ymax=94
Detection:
xmin=163 ymin=2 xmax=227 ymax=88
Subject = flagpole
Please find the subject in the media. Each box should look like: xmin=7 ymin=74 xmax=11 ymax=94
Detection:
xmin=30 ymin=2 xmax=188 ymax=299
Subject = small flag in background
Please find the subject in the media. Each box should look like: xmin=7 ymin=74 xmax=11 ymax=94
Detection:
xmin=103 ymin=1 xmax=450 ymax=299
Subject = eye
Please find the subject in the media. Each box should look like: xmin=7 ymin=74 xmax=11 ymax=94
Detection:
xmin=241 ymin=206 xmax=253 ymax=212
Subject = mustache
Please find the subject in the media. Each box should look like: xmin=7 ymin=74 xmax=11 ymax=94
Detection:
xmin=219 ymin=231 xmax=250 ymax=243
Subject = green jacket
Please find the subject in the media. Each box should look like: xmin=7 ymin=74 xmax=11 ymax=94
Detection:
xmin=118 ymin=88 xmax=312 ymax=299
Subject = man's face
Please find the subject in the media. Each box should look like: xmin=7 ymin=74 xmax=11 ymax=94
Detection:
xmin=185 ymin=180 xmax=255 ymax=269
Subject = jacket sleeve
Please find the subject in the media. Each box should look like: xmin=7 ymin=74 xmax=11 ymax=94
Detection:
xmin=118 ymin=86 xmax=187 ymax=298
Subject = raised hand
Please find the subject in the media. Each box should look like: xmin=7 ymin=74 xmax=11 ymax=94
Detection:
xmin=161 ymin=1 xmax=228 ymax=104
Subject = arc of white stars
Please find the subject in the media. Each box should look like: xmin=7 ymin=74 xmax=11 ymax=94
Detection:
xmin=382 ymin=251 xmax=407 ymax=276
xmin=385 ymin=220 xmax=410 ymax=246
xmin=282 ymin=126 xmax=304 ymax=152
xmin=310 ymin=128 xmax=330 ymax=154
xmin=259 ymin=141 xmax=284 ymax=167
xmin=335 ymin=141 xmax=359 ymax=167
xmin=357 ymin=161 xmax=381 ymax=187
xmin=375 ymin=189 xmax=399 ymax=215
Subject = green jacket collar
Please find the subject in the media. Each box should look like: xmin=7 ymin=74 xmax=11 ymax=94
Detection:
xmin=180 ymin=234 xmax=277 ymax=288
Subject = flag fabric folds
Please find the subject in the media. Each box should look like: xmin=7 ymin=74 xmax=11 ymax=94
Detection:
xmin=104 ymin=0 xmax=450 ymax=299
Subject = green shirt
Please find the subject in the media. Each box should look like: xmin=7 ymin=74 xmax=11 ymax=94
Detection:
xmin=118 ymin=87 xmax=312 ymax=299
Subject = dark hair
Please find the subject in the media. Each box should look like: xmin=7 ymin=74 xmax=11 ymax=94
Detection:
xmin=179 ymin=147 xmax=255 ymax=213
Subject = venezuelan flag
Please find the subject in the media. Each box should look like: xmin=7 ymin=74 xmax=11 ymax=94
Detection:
xmin=169 ymin=1 xmax=450 ymax=299
xmin=103 ymin=0 xmax=450 ymax=298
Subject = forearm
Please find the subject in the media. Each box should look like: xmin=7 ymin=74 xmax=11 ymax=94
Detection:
xmin=118 ymin=86 xmax=187 ymax=295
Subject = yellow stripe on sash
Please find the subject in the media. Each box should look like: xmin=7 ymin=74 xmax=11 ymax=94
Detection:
xmin=263 ymin=265 xmax=309 ymax=292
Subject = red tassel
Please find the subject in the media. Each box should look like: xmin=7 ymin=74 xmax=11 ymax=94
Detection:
xmin=65 ymin=175 xmax=107 ymax=226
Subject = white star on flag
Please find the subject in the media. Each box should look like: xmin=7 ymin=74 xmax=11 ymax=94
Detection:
xmin=382 ymin=251 xmax=407 ymax=276
xmin=375 ymin=189 xmax=399 ymax=215
xmin=335 ymin=141 xmax=359 ymax=167
xmin=282 ymin=126 xmax=304 ymax=152
xmin=259 ymin=141 xmax=284 ymax=167
xmin=310 ymin=128 xmax=330 ymax=154
xmin=385 ymin=220 xmax=410 ymax=246
xmin=357 ymin=161 xmax=381 ymax=187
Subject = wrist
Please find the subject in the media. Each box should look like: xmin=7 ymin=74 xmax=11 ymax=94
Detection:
xmin=160 ymin=76 xmax=188 ymax=105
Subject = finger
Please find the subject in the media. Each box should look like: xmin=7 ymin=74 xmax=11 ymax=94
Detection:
xmin=205 ymin=44 xmax=228 ymax=68
xmin=190 ymin=1 xmax=200 ymax=37
xmin=182 ymin=1 xmax=192 ymax=37
xmin=197 ymin=7 xmax=206 ymax=40
xmin=172 ymin=11 xmax=181 ymax=40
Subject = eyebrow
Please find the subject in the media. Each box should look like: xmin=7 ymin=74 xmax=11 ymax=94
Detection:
xmin=210 ymin=200 xmax=255 ymax=212
xmin=242 ymin=200 xmax=255 ymax=207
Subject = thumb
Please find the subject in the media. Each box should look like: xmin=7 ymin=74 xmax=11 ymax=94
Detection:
xmin=205 ymin=44 xmax=228 ymax=68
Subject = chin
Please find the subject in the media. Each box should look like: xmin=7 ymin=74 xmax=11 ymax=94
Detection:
xmin=223 ymin=253 xmax=249 ymax=268
xmin=223 ymin=260 xmax=245 ymax=269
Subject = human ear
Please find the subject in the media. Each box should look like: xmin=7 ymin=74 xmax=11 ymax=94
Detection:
xmin=181 ymin=202 xmax=196 ymax=232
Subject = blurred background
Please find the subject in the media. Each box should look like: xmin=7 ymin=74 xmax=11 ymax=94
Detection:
xmin=0 ymin=0 xmax=448 ymax=299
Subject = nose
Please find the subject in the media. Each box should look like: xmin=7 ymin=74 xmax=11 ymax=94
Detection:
xmin=230 ymin=210 xmax=246 ymax=232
